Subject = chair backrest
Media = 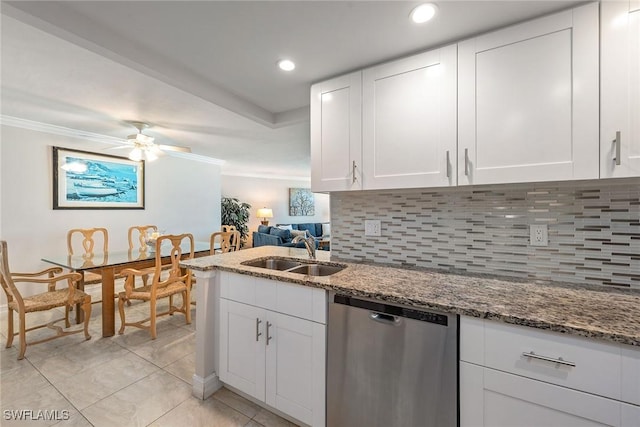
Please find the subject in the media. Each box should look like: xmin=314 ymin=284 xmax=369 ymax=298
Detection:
xmin=151 ymin=233 xmax=194 ymax=289
xmin=210 ymin=231 xmax=240 ymax=255
xmin=67 ymin=228 xmax=108 ymax=258
xmin=128 ymin=225 xmax=158 ymax=251
xmin=221 ymin=225 xmax=237 ymax=233
xmin=0 ymin=240 xmax=23 ymax=308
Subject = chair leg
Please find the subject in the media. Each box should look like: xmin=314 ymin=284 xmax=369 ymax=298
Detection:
xmin=6 ymin=307 xmax=14 ymax=348
xmin=64 ymin=305 xmax=71 ymax=329
xmin=168 ymin=295 xmax=174 ymax=315
xmin=118 ymin=297 xmax=126 ymax=335
xmin=184 ymin=289 xmax=191 ymax=325
xmin=81 ymin=296 xmax=92 ymax=341
xmin=17 ymin=311 xmax=26 ymax=360
xmin=150 ymin=300 xmax=157 ymax=339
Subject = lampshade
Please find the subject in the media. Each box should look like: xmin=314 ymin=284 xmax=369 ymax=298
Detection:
xmin=257 ymin=208 xmax=273 ymax=219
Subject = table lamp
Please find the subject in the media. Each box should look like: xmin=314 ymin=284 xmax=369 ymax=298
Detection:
xmin=257 ymin=208 xmax=273 ymax=226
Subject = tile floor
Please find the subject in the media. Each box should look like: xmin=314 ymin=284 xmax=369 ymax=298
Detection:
xmin=0 ymin=290 xmax=299 ymax=427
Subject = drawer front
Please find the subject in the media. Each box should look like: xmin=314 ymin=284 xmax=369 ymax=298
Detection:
xmin=484 ymin=321 xmax=622 ymax=400
xmin=275 ymin=281 xmax=326 ymax=324
xmin=221 ymin=272 xmax=326 ymax=323
xmin=220 ymin=272 xmax=276 ymax=308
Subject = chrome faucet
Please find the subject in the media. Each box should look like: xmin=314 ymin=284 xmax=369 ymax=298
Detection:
xmin=292 ymin=235 xmax=316 ymax=260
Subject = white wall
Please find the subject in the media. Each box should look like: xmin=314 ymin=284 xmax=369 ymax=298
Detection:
xmin=221 ymin=175 xmax=329 ymax=237
xmin=0 ymin=125 xmax=221 ymax=302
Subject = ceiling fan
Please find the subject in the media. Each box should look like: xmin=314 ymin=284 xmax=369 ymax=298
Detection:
xmin=115 ymin=121 xmax=192 ymax=162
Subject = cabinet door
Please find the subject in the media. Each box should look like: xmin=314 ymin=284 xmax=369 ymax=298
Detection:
xmin=601 ymin=1 xmax=640 ymax=178
xmin=458 ymin=3 xmax=599 ymax=185
xmin=310 ymin=72 xmax=362 ymax=192
xmin=460 ymin=362 xmax=623 ymax=427
xmin=219 ymin=299 xmax=266 ymax=401
xmin=265 ymin=311 xmax=326 ymax=427
xmin=362 ymin=44 xmax=457 ymax=189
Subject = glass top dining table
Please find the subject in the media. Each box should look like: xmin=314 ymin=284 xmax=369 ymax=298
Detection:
xmin=42 ymin=241 xmax=211 ymax=337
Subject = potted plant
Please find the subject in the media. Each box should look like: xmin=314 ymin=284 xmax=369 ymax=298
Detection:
xmin=221 ymin=197 xmax=251 ymax=247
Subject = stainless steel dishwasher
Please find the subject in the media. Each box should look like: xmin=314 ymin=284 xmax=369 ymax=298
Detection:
xmin=327 ymin=293 xmax=458 ymax=427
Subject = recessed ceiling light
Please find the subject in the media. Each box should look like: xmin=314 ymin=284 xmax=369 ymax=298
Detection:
xmin=277 ymin=59 xmax=296 ymax=71
xmin=410 ymin=3 xmax=438 ymax=24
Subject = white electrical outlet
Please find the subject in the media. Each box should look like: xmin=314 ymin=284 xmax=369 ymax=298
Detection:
xmin=365 ymin=220 xmax=381 ymax=237
xmin=530 ymin=224 xmax=548 ymax=247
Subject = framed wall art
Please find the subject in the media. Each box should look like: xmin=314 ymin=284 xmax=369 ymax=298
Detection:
xmin=289 ymin=188 xmax=315 ymax=216
xmin=52 ymin=146 xmax=145 ymax=209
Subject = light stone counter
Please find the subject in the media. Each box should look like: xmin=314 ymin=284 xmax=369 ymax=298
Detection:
xmin=182 ymin=246 xmax=640 ymax=347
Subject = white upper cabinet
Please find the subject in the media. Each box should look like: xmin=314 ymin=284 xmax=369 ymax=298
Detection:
xmin=458 ymin=3 xmax=599 ymax=185
xmin=362 ymin=44 xmax=457 ymax=189
xmin=601 ymin=1 xmax=640 ymax=178
xmin=310 ymin=72 xmax=362 ymax=192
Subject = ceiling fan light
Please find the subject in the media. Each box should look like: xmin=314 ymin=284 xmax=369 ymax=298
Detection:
xmin=144 ymin=150 xmax=158 ymax=162
xmin=128 ymin=147 xmax=143 ymax=162
xmin=410 ymin=3 xmax=438 ymax=24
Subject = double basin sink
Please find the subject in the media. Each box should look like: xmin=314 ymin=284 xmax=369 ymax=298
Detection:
xmin=241 ymin=257 xmax=346 ymax=277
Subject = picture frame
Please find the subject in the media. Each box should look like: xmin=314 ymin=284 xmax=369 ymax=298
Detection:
xmin=52 ymin=146 xmax=145 ymax=209
xmin=289 ymin=188 xmax=315 ymax=216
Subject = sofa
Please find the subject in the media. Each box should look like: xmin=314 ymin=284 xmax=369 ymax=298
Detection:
xmin=252 ymin=223 xmax=330 ymax=250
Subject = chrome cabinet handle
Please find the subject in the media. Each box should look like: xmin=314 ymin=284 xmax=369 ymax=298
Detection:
xmin=522 ymin=351 xmax=576 ymax=367
xmin=446 ymin=150 xmax=451 ymax=178
xmin=255 ymin=318 xmax=262 ymax=342
xmin=613 ymin=131 xmax=621 ymax=166
xmin=464 ymin=148 xmax=469 ymax=176
xmin=352 ymin=160 xmax=357 ymax=183
xmin=266 ymin=321 xmax=273 ymax=345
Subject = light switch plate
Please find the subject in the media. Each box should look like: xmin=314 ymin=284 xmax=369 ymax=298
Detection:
xmin=530 ymin=224 xmax=548 ymax=246
xmin=365 ymin=220 xmax=381 ymax=237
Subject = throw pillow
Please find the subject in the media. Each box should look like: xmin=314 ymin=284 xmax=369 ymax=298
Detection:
xmin=269 ymin=227 xmax=292 ymax=242
xmin=257 ymin=225 xmax=271 ymax=234
xmin=276 ymin=224 xmax=293 ymax=231
xmin=322 ymin=223 xmax=331 ymax=237
xmin=296 ymin=223 xmax=318 ymax=237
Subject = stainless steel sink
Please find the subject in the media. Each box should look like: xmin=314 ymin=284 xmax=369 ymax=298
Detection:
xmin=242 ymin=257 xmax=346 ymax=276
xmin=241 ymin=258 xmax=302 ymax=271
xmin=286 ymin=264 xmax=345 ymax=276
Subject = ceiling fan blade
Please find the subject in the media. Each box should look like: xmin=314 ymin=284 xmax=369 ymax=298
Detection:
xmin=157 ymin=144 xmax=192 ymax=153
xmin=106 ymin=145 xmax=133 ymax=150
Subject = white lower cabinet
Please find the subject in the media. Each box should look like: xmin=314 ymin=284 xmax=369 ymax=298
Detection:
xmin=218 ymin=274 xmax=326 ymax=427
xmin=265 ymin=311 xmax=326 ymax=427
xmin=460 ymin=316 xmax=640 ymax=427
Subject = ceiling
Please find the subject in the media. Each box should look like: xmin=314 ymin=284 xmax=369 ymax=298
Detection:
xmin=1 ymin=1 xmax=585 ymax=178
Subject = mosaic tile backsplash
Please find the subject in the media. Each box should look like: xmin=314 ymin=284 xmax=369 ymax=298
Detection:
xmin=330 ymin=178 xmax=640 ymax=289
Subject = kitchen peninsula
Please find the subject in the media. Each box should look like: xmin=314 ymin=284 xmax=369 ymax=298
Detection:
xmin=181 ymin=246 xmax=640 ymax=426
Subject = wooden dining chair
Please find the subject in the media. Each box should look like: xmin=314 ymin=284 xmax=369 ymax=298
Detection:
xmin=128 ymin=225 xmax=158 ymax=253
xmin=118 ymin=233 xmax=194 ymax=339
xmin=67 ymin=227 xmax=109 ymax=288
xmin=127 ymin=225 xmax=160 ymax=288
xmin=0 ymin=241 xmax=92 ymax=360
xmin=210 ymin=230 xmax=241 ymax=255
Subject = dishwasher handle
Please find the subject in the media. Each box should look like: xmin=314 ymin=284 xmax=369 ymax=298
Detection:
xmin=369 ymin=312 xmax=402 ymax=325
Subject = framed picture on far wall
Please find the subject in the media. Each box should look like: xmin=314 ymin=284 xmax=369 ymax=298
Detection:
xmin=52 ymin=146 xmax=145 ymax=209
xmin=289 ymin=188 xmax=315 ymax=216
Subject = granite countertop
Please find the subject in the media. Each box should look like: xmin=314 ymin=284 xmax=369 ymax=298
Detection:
xmin=181 ymin=246 xmax=640 ymax=347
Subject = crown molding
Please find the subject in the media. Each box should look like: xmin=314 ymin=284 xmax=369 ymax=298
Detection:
xmin=222 ymin=171 xmax=311 ymax=181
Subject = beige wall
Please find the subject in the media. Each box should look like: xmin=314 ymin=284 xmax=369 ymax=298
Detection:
xmin=0 ymin=125 xmax=222 ymax=303
xmin=221 ymin=175 xmax=330 ymax=244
